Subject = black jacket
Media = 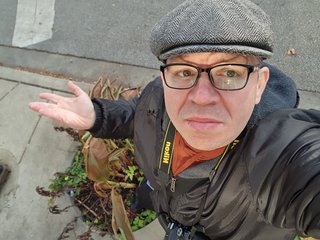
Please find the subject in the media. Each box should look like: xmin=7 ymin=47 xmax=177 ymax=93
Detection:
xmin=90 ymin=64 xmax=320 ymax=240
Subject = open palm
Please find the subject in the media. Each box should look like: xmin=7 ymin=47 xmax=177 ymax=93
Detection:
xmin=29 ymin=81 xmax=96 ymax=130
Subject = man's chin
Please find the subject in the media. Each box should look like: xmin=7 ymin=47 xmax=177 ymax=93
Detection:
xmin=183 ymin=135 xmax=226 ymax=151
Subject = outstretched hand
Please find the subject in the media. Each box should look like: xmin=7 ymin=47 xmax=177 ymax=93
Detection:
xmin=28 ymin=81 xmax=96 ymax=130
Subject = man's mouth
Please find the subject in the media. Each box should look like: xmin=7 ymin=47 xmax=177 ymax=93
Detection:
xmin=185 ymin=117 xmax=222 ymax=131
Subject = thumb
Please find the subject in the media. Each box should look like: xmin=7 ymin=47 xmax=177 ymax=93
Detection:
xmin=67 ymin=81 xmax=85 ymax=97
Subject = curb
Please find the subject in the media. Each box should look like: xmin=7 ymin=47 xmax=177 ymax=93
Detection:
xmin=0 ymin=45 xmax=159 ymax=88
xmin=0 ymin=65 xmax=91 ymax=93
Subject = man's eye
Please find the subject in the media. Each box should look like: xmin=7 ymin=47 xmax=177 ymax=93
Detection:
xmin=177 ymin=70 xmax=193 ymax=77
xmin=225 ymin=70 xmax=238 ymax=77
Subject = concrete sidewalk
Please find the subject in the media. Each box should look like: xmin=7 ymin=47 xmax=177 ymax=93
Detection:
xmin=0 ymin=65 xmax=319 ymax=240
xmin=0 ymin=66 xmax=164 ymax=240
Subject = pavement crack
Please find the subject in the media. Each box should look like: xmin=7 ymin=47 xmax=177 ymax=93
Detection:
xmin=18 ymin=89 xmax=52 ymax=164
xmin=18 ymin=114 xmax=42 ymax=164
xmin=0 ymin=82 xmax=19 ymax=101
xmin=34 ymin=0 xmax=38 ymax=27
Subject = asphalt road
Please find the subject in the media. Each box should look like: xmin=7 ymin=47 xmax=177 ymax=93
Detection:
xmin=0 ymin=0 xmax=319 ymax=92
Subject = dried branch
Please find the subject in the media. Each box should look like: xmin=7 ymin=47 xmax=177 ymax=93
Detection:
xmin=74 ymin=198 xmax=99 ymax=218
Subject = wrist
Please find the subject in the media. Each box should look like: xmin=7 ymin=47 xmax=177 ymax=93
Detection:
xmin=87 ymin=99 xmax=103 ymax=132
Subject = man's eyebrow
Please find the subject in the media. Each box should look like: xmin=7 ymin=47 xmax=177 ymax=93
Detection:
xmin=176 ymin=55 xmax=248 ymax=65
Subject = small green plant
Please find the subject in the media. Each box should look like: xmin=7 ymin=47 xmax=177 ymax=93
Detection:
xmin=124 ymin=165 xmax=144 ymax=184
xmin=125 ymin=166 xmax=137 ymax=181
xmin=131 ymin=210 xmax=157 ymax=231
xmin=49 ymin=150 xmax=87 ymax=196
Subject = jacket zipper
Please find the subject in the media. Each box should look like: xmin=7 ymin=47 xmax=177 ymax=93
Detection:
xmin=170 ymin=177 xmax=176 ymax=192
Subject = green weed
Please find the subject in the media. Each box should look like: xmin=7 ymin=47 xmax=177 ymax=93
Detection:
xmin=49 ymin=150 xmax=87 ymax=195
xmin=131 ymin=210 xmax=157 ymax=231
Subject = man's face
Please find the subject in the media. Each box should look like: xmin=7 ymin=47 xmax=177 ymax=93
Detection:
xmin=161 ymin=52 xmax=269 ymax=151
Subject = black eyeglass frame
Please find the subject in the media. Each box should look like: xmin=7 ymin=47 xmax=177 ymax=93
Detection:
xmin=160 ymin=63 xmax=259 ymax=91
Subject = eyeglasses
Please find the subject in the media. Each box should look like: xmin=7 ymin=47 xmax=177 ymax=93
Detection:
xmin=160 ymin=63 xmax=259 ymax=91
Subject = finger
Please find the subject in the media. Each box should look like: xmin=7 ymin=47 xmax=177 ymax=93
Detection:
xmin=67 ymin=81 xmax=85 ymax=97
xmin=38 ymin=106 xmax=62 ymax=120
xmin=39 ymin=92 xmax=66 ymax=103
xmin=29 ymin=101 xmax=79 ymax=129
xmin=28 ymin=102 xmax=56 ymax=112
xmin=30 ymin=103 xmax=66 ymax=123
xmin=29 ymin=102 xmax=42 ymax=112
xmin=37 ymin=106 xmax=81 ymax=129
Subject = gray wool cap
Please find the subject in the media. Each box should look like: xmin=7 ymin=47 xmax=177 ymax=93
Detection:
xmin=150 ymin=0 xmax=274 ymax=61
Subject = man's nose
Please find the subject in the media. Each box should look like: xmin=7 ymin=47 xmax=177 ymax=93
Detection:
xmin=188 ymin=72 xmax=220 ymax=105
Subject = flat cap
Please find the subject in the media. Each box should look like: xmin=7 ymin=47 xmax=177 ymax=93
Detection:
xmin=150 ymin=0 xmax=274 ymax=60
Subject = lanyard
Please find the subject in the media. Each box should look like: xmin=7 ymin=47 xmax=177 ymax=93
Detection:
xmin=158 ymin=121 xmax=176 ymax=174
xmin=158 ymin=120 xmax=239 ymax=192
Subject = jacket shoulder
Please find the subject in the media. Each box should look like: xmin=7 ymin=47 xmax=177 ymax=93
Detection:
xmin=245 ymin=108 xmax=320 ymax=187
xmin=242 ymin=109 xmax=320 ymax=229
xmin=136 ymin=76 xmax=164 ymax=113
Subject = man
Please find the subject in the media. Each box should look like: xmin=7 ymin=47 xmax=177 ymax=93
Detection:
xmin=29 ymin=0 xmax=320 ymax=239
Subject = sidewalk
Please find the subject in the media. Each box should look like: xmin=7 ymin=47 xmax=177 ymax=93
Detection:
xmin=0 ymin=65 xmax=319 ymax=240
xmin=0 ymin=66 xmax=164 ymax=240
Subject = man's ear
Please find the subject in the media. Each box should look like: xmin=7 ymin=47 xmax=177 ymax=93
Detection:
xmin=160 ymin=71 xmax=164 ymax=81
xmin=255 ymin=66 xmax=269 ymax=104
xmin=160 ymin=71 xmax=167 ymax=88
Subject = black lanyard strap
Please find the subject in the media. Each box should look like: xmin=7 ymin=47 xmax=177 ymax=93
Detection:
xmin=159 ymin=121 xmax=176 ymax=174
